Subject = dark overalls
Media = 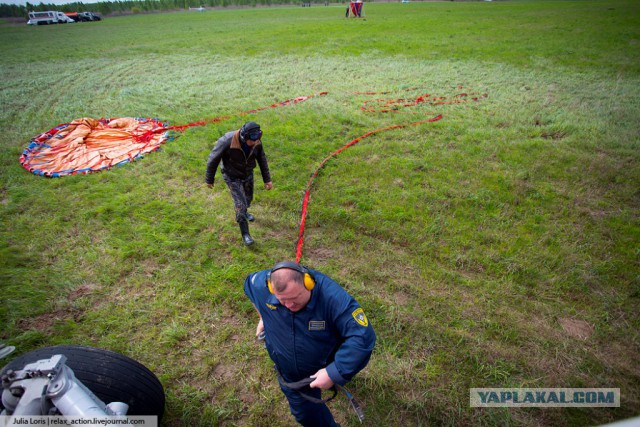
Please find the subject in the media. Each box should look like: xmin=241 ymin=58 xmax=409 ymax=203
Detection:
xmin=205 ymin=130 xmax=271 ymax=224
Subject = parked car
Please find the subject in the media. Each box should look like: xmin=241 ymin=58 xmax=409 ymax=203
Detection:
xmin=27 ymin=11 xmax=75 ymax=25
xmin=78 ymin=12 xmax=101 ymax=21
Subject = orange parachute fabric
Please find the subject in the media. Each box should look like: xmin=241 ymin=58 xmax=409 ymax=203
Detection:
xmin=20 ymin=117 xmax=170 ymax=177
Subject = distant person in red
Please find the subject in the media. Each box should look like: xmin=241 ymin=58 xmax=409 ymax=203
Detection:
xmin=346 ymin=0 xmax=363 ymax=18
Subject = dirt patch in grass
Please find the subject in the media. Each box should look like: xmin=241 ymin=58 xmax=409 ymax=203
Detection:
xmin=306 ymin=245 xmax=336 ymax=264
xmin=140 ymin=258 xmax=162 ymax=277
xmin=559 ymin=317 xmax=594 ymax=340
xmin=541 ymin=131 xmax=566 ymax=140
xmin=68 ymin=282 xmax=101 ymax=301
xmin=15 ymin=283 xmax=102 ymax=332
xmin=393 ymin=291 xmax=411 ymax=306
xmin=17 ymin=308 xmax=82 ymax=332
xmin=213 ymin=363 xmax=236 ymax=382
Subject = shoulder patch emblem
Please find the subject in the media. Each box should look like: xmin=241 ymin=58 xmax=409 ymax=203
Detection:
xmin=266 ymin=303 xmax=277 ymax=310
xmin=352 ymin=308 xmax=368 ymax=327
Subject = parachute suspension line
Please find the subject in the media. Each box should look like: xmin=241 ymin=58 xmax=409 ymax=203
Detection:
xmin=294 ymin=116 xmax=442 ymax=263
xmin=165 ymin=92 xmax=328 ymax=134
xmin=294 ymin=86 xmax=487 ymax=263
xmin=124 ymin=93 xmax=329 ymax=149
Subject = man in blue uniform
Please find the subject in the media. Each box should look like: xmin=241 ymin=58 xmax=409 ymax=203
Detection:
xmin=244 ymin=261 xmax=376 ymax=426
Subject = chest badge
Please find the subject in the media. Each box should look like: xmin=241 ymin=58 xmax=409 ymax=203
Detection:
xmin=309 ymin=320 xmax=326 ymax=331
xmin=352 ymin=308 xmax=369 ymax=327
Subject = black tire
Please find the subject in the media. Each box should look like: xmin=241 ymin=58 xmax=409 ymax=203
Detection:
xmin=1 ymin=345 xmax=165 ymax=420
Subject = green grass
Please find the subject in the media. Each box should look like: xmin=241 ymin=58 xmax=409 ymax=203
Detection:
xmin=1 ymin=1 xmax=639 ymax=425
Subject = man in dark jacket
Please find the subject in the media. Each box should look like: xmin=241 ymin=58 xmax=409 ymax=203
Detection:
xmin=205 ymin=121 xmax=273 ymax=246
xmin=244 ymin=262 xmax=376 ymax=426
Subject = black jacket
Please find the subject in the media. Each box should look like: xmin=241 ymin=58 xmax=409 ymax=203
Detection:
xmin=205 ymin=130 xmax=271 ymax=185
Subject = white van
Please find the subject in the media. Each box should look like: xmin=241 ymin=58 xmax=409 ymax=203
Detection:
xmin=27 ymin=11 xmax=75 ymax=25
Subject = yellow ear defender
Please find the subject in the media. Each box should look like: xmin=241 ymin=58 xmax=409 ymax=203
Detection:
xmin=267 ymin=261 xmax=315 ymax=294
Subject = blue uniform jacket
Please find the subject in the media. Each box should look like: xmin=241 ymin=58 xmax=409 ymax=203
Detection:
xmin=244 ymin=269 xmax=376 ymax=386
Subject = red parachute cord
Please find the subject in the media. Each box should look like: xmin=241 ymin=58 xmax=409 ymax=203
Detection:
xmin=295 ymin=114 xmax=442 ymax=263
xmin=134 ymin=92 xmax=328 ymax=142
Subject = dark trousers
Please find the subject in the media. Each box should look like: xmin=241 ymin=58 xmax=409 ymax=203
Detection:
xmin=223 ymin=173 xmax=254 ymax=223
xmin=279 ymin=383 xmax=338 ymax=427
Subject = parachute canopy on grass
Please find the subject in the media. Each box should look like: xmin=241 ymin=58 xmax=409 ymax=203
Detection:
xmin=19 ymin=93 xmax=327 ymax=178
xmin=20 ymin=117 xmax=171 ymax=177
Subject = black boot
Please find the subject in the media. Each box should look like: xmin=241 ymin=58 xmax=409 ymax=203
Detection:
xmin=239 ymin=220 xmax=254 ymax=246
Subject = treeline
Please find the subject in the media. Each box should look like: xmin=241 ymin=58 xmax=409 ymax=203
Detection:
xmin=0 ymin=0 xmax=337 ymax=19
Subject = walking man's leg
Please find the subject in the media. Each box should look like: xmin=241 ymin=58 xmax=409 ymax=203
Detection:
xmin=243 ymin=174 xmax=255 ymax=222
xmin=224 ymin=176 xmax=254 ymax=246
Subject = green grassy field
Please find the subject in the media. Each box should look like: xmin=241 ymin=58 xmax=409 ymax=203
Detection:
xmin=1 ymin=1 xmax=639 ymax=425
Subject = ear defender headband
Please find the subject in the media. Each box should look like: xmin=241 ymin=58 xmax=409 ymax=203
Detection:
xmin=267 ymin=261 xmax=315 ymax=294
